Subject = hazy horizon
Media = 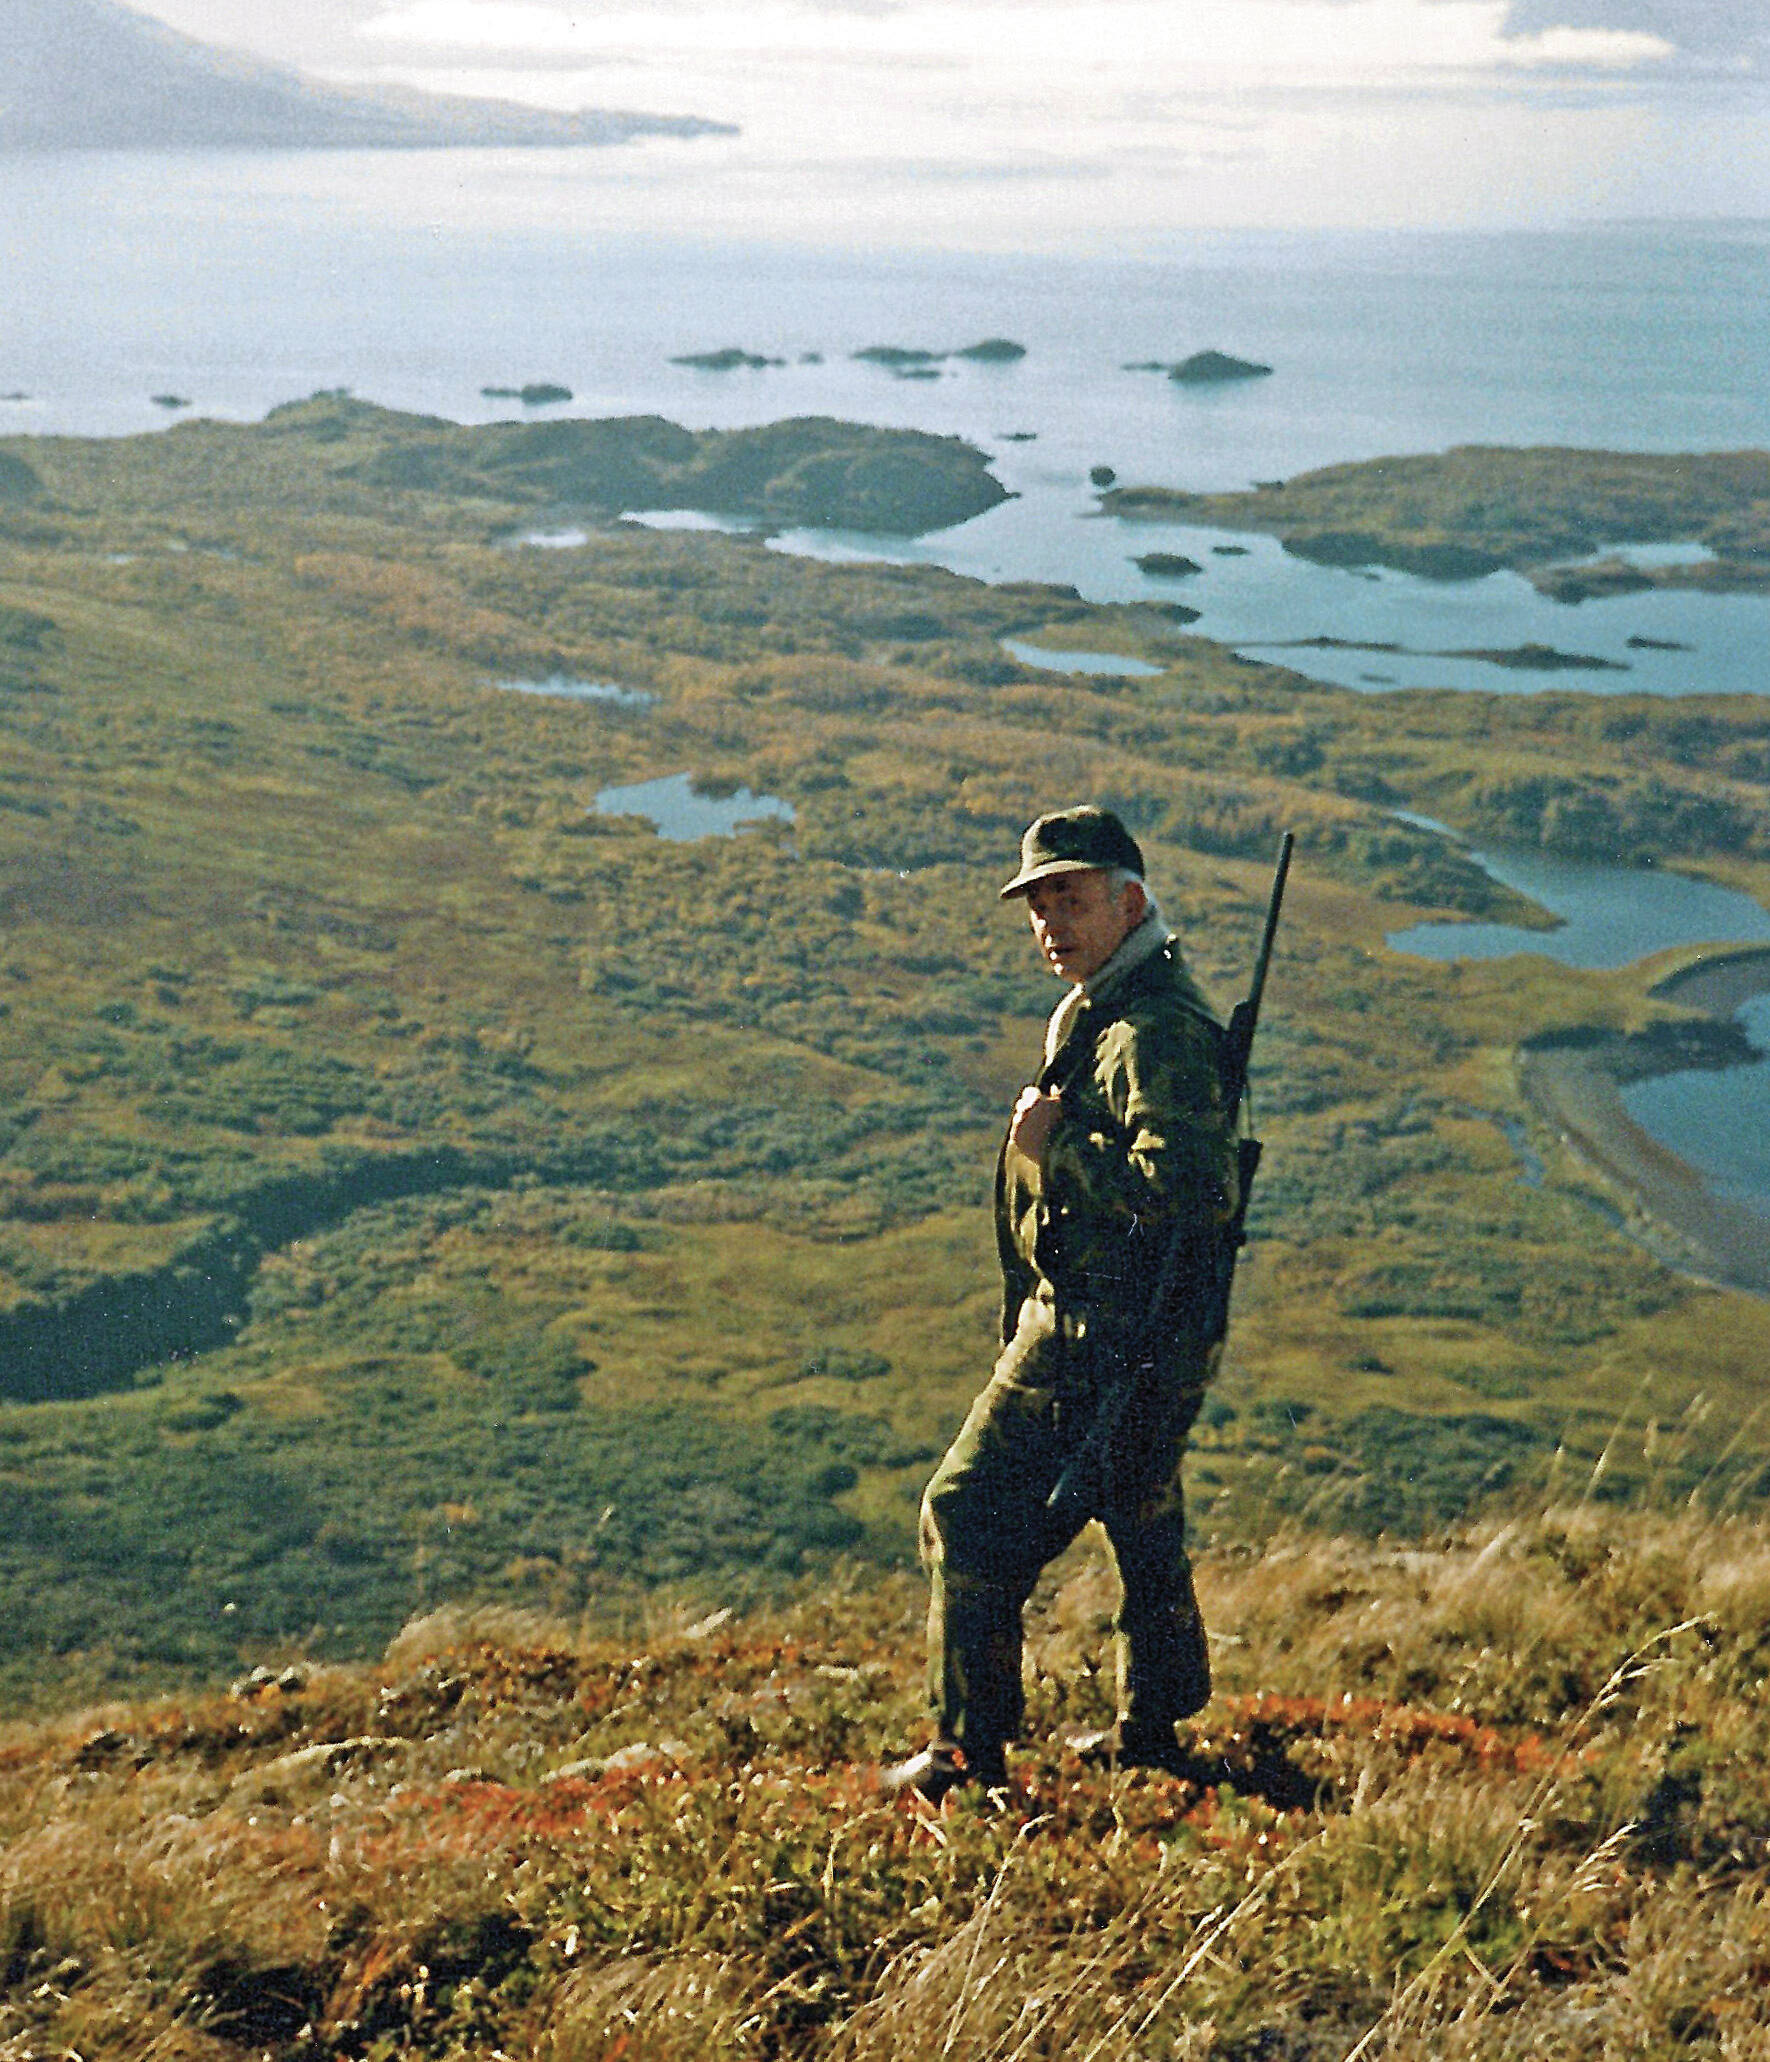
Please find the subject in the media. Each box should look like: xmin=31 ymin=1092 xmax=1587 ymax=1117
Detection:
xmin=91 ymin=0 xmax=1770 ymax=249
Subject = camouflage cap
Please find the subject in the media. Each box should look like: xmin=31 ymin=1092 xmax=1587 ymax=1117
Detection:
xmin=999 ymin=805 xmax=1145 ymax=900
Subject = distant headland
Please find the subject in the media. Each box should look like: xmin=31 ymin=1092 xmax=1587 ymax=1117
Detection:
xmin=5 ymin=393 xmax=1009 ymax=537
xmin=0 ymin=0 xmax=736 ymax=152
xmin=1101 ymin=447 xmax=1770 ymax=597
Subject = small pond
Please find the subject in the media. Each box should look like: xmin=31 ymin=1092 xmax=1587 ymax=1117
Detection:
xmin=515 ymin=526 xmax=592 ymax=549
xmin=621 ymin=509 xmax=759 ymax=535
xmin=1563 ymin=540 xmax=1717 ymax=570
xmin=592 ymin=771 xmax=795 ymax=840
xmin=1001 ymin=639 xmax=1165 ymax=678
xmin=497 ymin=675 xmax=655 ymax=709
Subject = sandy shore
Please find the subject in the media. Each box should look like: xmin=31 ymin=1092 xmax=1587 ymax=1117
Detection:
xmin=1519 ymin=945 xmax=1770 ymax=1300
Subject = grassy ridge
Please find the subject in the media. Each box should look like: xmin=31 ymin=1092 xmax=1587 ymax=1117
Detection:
xmin=5 ymin=1499 xmax=1770 ymax=2059
xmin=1 ymin=408 xmax=1769 ymax=1708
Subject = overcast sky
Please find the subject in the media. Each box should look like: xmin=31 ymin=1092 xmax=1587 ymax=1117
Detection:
xmin=130 ymin=0 xmax=1770 ymax=238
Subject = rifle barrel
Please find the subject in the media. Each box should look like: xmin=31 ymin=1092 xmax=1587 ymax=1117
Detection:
xmin=1222 ymin=831 xmax=1293 ymax=1110
xmin=1242 ymin=830 xmax=1293 ymax=1045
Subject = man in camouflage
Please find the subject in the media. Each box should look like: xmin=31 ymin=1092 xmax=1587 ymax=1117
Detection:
xmin=885 ymin=806 xmax=1240 ymax=1800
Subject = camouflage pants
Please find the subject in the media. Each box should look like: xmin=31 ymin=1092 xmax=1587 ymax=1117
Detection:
xmin=920 ymin=1292 xmax=1218 ymax=1760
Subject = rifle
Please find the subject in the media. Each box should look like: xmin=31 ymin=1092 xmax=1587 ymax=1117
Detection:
xmin=1045 ymin=831 xmax=1293 ymax=1532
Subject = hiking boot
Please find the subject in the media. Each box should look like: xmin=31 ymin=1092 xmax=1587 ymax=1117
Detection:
xmin=1070 ymin=1722 xmax=1196 ymax=1778
xmin=880 ymin=1740 xmax=1007 ymax=1801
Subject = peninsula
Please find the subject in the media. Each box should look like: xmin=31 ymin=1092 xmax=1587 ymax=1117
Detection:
xmin=1101 ymin=447 xmax=1770 ymax=596
xmin=2 ymin=407 xmax=1770 ymax=2062
xmin=1 ymin=0 xmax=735 ymax=151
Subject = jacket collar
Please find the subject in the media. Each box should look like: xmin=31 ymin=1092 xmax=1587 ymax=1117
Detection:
xmin=1043 ymin=912 xmax=1174 ymax=1066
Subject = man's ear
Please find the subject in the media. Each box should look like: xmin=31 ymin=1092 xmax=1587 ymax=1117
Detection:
xmin=1123 ymin=878 xmax=1149 ymax=923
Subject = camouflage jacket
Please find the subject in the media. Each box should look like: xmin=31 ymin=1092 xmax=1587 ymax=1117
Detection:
xmin=995 ymin=935 xmax=1239 ymax=1349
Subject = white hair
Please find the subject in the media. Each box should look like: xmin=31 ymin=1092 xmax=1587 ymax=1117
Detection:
xmin=1106 ymin=866 xmax=1162 ymax=927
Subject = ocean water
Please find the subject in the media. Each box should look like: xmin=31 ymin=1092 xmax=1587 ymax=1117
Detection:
xmin=7 ymin=157 xmax=1770 ymax=693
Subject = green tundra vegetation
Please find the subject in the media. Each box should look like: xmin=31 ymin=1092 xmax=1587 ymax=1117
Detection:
xmin=0 ymin=402 xmax=1768 ymax=1714
xmin=1102 ymin=446 xmax=1770 ymax=596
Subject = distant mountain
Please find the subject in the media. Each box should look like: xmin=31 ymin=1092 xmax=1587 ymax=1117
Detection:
xmin=0 ymin=0 xmax=737 ymax=151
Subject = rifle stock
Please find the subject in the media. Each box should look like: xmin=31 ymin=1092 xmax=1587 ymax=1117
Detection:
xmin=1045 ymin=832 xmax=1292 ymax=1531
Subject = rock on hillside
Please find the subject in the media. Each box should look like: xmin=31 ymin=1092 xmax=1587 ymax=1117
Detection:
xmin=0 ymin=0 xmax=736 ymax=150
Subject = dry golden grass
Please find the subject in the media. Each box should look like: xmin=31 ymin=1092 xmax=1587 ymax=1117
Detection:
xmin=5 ymin=1501 xmax=1770 ymax=2059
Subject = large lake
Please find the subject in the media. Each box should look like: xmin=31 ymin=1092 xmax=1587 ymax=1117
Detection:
xmin=8 ymin=160 xmax=1770 ymax=695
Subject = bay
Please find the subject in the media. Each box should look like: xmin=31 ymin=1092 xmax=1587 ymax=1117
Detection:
xmin=1389 ymin=830 xmax=1770 ymax=1229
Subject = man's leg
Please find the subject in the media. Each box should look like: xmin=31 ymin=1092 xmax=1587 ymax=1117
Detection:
xmin=912 ymin=1304 xmax=1075 ymax=1781
xmin=1107 ymin=1497 xmax=1212 ymax=1740
xmin=1100 ymin=1354 xmax=1217 ymax=1757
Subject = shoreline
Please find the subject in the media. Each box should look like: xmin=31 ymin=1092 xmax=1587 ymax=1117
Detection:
xmin=1519 ymin=946 xmax=1770 ymax=1300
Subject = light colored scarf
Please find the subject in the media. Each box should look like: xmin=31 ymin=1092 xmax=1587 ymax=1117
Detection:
xmin=1043 ymin=907 xmax=1174 ymax=1067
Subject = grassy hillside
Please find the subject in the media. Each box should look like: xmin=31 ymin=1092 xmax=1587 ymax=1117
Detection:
xmin=5 ymin=1501 xmax=1770 ymax=2060
xmin=1 ymin=406 xmax=1769 ymax=1710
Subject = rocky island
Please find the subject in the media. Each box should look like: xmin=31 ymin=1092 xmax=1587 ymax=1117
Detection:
xmin=481 ymin=384 xmax=575 ymax=408
xmin=1126 ymin=351 xmax=1274 ymax=383
xmin=853 ymin=340 xmax=1028 ymax=376
xmin=670 ymin=349 xmax=788 ymax=371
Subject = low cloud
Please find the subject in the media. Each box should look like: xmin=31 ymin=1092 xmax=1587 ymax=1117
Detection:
xmin=1497 ymin=26 xmax=1674 ymax=68
xmin=357 ymin=0 xmax=1681 ymax=83
xmin=1501 ymin=0 xmax=1768 ymax=74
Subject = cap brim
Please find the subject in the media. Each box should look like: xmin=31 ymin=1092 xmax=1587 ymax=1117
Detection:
xmin=998 ymin=857 xmax=1105 ymax=901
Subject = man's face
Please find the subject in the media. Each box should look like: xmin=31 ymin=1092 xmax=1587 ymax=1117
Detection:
xmin=1023 ymin=869 xmax=1144 ymax=984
